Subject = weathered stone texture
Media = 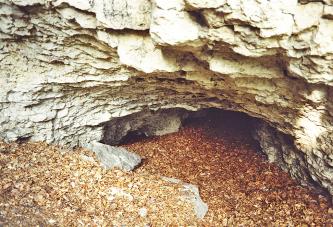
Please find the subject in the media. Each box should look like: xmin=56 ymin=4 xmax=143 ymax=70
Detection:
xmin=0 ymin=0 xmax=333 ymax=198
xmin=161 ymin=177 xmax=208 ymax=219
xmin=102 ymin=108 xmax=188 ymax=145
xmin=85 ymin=141 xmax=141 ymax=171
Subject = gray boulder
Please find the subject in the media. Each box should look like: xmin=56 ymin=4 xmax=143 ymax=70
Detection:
xmin=85 ymin=141 xmax=141 ymax=171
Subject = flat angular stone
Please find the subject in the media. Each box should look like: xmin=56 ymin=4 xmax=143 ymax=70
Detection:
xmin=162 ymin=177 xmax=208 ymax=219
xmin=85 ymin=141 xmax=141 ymax=171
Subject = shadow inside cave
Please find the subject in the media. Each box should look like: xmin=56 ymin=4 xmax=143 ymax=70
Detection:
xmin=183 ymin=108 xmax=261 ymax=143
xmin=117 ymin=108 xmax=262 ymax=152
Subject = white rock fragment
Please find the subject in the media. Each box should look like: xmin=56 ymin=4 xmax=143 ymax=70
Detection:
xmin=138 ymin=207 xmax=148 ymax=217
xmin=161 ymin=177 xmax=208 ymax=220
xmin=183 ymin=183 xmax=208 ymax=220
xmin=48 ymin=219 xmax=57 ymax=224
xmin=108 ymin=187 xmax=134 ymax=202
xmin=80 ymin=154 xmax=95 ymax=163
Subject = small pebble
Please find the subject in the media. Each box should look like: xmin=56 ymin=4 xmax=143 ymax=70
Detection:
xmin=48 ymin=219 xmax=56 ymax=224
xmin=138 ymin=208 xmax=148 ymax=217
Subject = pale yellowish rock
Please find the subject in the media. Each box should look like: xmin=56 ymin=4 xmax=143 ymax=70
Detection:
xmin=54 ymin=0 xmax=151 ymax=30
xmin=150 ymin=0 xmax=203 ymax=47
xmin=117 ymin=34 xmax=181 ymax=73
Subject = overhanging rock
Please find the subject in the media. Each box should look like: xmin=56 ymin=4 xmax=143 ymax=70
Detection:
xmin=0 ymin=0 xmax=333 ymax=199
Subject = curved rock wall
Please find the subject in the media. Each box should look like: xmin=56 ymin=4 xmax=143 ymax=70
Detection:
xmin=0 ymin=0 xmax=333 ymax=198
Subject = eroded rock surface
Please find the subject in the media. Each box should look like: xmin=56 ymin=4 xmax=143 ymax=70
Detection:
xmin=0 ymin=0 xmax=333 ymax=198
xmin=102 ymin=108 xmax=188 ymax=145
xmin=253 ymin=122 xmax=331 ymax=195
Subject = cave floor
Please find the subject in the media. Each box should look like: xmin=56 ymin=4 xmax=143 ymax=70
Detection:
xmin=123 ymin=114 xmax=333 ymax=225
xmin=0 ymin=115 xmax=332 ymax=225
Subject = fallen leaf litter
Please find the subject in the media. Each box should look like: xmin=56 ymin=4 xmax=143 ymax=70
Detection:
xmin=123 ymin=113 xmax=333 ymax=225
xmin=0 ymin=143 xmax=195 ymax=226
xmin=1 ymin=112 xmax=332 ymax=225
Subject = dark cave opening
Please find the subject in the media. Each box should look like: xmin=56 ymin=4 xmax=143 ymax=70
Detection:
xmin=183 ymin=108 xmax=260 ymax=137
xmin=102 ymin=107 xmax=333 ymax=197
xmin=120 ymin=130 xmax=149 ymax=145
xmin=103 ymin=108 xmax=263 ymax=153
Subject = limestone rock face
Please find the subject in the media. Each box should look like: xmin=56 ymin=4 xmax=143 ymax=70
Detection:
xmin=0 ymin=0 xmax=333 ymax=198
xmin=252 ymin=122 xmax=330 ymax=194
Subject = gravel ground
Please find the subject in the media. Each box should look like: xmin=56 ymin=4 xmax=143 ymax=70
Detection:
xmin=0 ymin=112 xmax=332 ymax=225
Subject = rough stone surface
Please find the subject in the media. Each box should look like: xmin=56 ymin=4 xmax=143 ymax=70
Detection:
xmin=161 ymin=177 xmax=208 ymax=220
xmin=85 ymin=141 xmax=141 ymax=171
xmin=102 ymin=108 xmax=188 ymax=145
xmin=252 ymin=122 xmax=329 ymax=194
xmin=54 ymin=0 xmax=152 ymax=30
xmin=0 ymin=0 xmax=333 ymax=198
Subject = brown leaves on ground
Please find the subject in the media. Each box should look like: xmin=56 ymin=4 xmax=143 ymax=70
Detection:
xmin=0 ymin=142 xmax=195 ymax=226
xmin=0 ymin=113 xmax=332 ymax=226
xmin=124 ymin=116 xmax=333 ymax=226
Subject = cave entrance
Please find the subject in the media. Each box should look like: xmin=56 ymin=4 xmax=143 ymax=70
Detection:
xmin=138 ymin=108 xmax=258 ymax=150
xmin=102 ymin=108 xmax=261 ymax=150
xmin=101 ymin=108 xmax=332 ymax=222
xmin=182 ymin=108 xmax=260 ymax=146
